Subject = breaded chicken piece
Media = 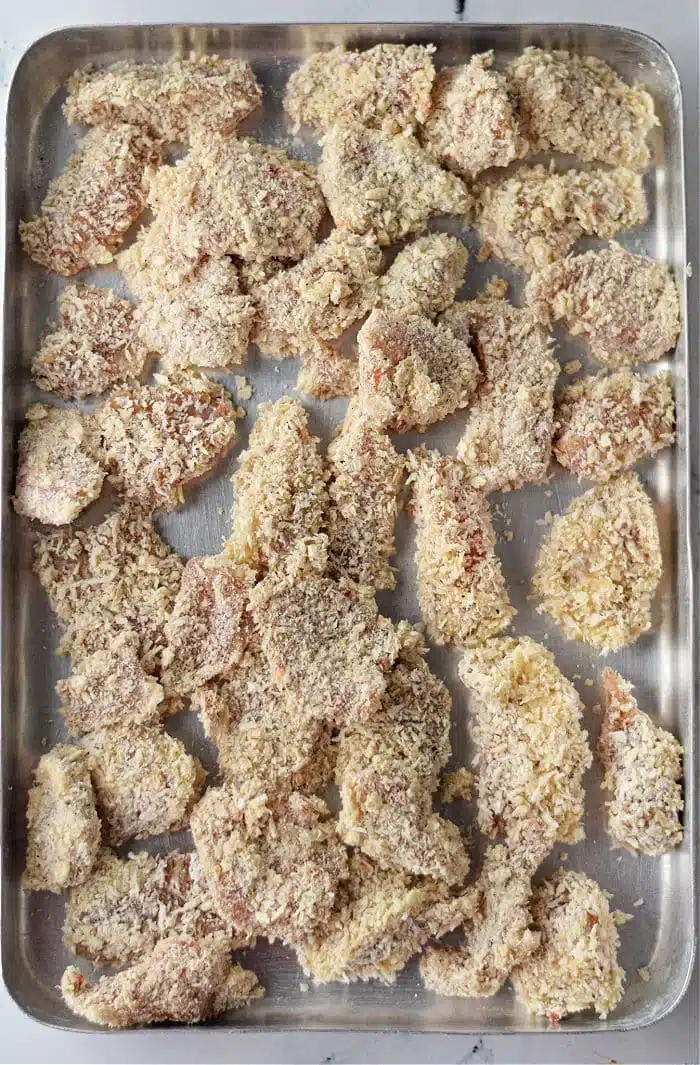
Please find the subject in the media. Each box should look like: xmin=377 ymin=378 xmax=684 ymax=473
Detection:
xmin=191 ymin=786 xmax=348 ymax=944
xmin=20 ymin=125 xmax=161 ymax=275
xmin=13 ymin=405 xmax=104 ymax=525
xmin=319 ymin=125 xmax=471 ymax=246
xmin=554 ymin=370 xmax=675 ymax=483
xmin=476 ymin=165 xmax=647 ymax=272
xmin=509 ymin=47 xmax=657 ymax=170
xmin=64 ymin=54 xmax=261 ymax=142
xmin=532 ymin=473 xmax=663 ymax=653
xmin=24 ymin=745 xmax=100 ymax=893
xmin=94 ymin=371 xmax=237 ymax=511
xmin=61 ymin=932 xmax=262 ymax=1028
xmin=284 ymin=43 xmax=435 ymax=134
xmin=525 ymin=244 xmax=681 ymax=368
xmin=83 ymin=725 xmax=205 ymax=846
xmin=597 ymin=669 xmax=683 ymax=855
xmin=32 ymin=283 xmax=149 ymax=400
xmin=376 ymin=233 xmax=467 ymax=318
xmin=296 ymin=352 xmax=359 ymax=399
xmin=421 ymin=52 xmax=527 ymax=179
xmin=511 ymin=870 xmax=626 ymax=1021
xmin=357 ymin=310 xmax=480 ymax=434
xmin=460 ymin=638 xmax=591 ymax=871
xmin=407 ymin=449 xmax=514 ymax=647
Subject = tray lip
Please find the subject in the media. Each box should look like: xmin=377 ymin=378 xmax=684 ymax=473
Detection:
xmin=1 ymin=19 xmax=696 ymax=1037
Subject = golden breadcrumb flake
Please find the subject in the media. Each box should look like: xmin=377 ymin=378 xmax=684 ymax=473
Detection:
xmin=460 ymin=638 xmax=591 ymax=871
xmin=20 ymin=125 xmax=161 ymax=275
xmin=358 ymin=309 xmax=480 ymax=434
xmin=32 ymin=283 xmax=149 ymax=400
xmin=475 ymin=164 xmax=647 ymax=272
xmin=65 ymin=54 xmax=261 ymax=142
xmin=407 ymin=449 xmax=514 ymax=647
xmin=421 ymin=52 xmax=527 ymax=179
xmin=525 ymin=244 xmax=681 ymax=368
xmin=597 ymin=669 xmax=683 ymax=855
xmin=511 ymin=870 xmax=626 ymax=1021
xmin=376 ymin=233 xmax=467 ymax=318
xmin=439 ymin=768 xmax=474 ymax=804
xmin=554 ymin=370 xmax=675 ymax=483
xmin=61 ymin=932 xmax=262 ymax=1028
xmin=296 ymin=352 xmax=359 ymax=399
xmin=284 ymin=43 xmax=435 ymax=134
xmin=319 ymin=125 xmax=472 ymax=246
xmin=252 ymin=230 xmax=382 ymax=358
xmin=13 ymin=404 xmax=104 ymax=526
xmin=191 ymin=786 xmax=348 ymax=944
xmin=95 ymin=371 xmax=237 ymax=511
xmin=509 ymin=47 xmax=657 ymax=170
xmin=532 ymin=473 xmax=663 ymax=653
xmin=24 ymin=744 xmax=100 ymax=893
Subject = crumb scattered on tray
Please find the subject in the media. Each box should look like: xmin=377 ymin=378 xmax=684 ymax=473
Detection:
xmin=439 ymin=768 xmax=474 ymax=804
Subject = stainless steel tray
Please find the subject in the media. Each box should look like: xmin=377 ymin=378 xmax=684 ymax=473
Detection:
xmin=1 ymin=22 xmax=695 ymax=1034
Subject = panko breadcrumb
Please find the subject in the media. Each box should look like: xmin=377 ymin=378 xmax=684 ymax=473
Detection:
xmin=296 ymin=352 xmax=359 ymax=399
xmin=376 ymin=233 xmax=467 ymax=318
xmin=24 ymin=745 xmax=100 ymax=894
xmin=597 ymin=669 xmax=683 ymax=855
xmin=13 ymin=404 xmax=104 ymax=525
xmin=20 ymin=125 xmax=161 ymax=275
xmin=532 ymin=473 xmax=663 ymax=653
xmin=439 ymin=768 xmax=474 ymax=804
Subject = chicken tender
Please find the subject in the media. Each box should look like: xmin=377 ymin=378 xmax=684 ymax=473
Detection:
xmin=296 ymin=352 xmax=359 ymax=399
xmin=376 ymin=233 xmax=467 ymax=318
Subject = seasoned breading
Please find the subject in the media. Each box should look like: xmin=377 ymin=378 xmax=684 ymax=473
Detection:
xmin=191 ymin=786 xmax=348 ymax=944
xmin=236 ymin=256 xmax=289 ymax=294
xmin=460 ymin=638 xmax=591 ymax=871
xmin=511 ymin=870 xmax=626 ymax=1021
xmin=439 ymin=768 xmax=474 ymax=804
xmin=407 ymin=449 xmax=514 ymax=647
xmin=13 ymin=404 xmax=104 ymax=525
xmin=64 ymin=54 xmax=261 ymax=142
xmin=525 ymin=244 xmax=681 ymax=368
xmin=509 ymin=47 xmax=657 ymax=169
xmin=376 ymin=233 xmax=467 ymax=318
xmin=597 ymin=669 xmax=683 ymax=855
xmin=532 ymin=473 xmax=663 ymax=653
xmin=284 ymin=43 xmax=435 ymax=134
xmin=554 ymin=370 xmax=675 ymax=483
xmin=475 ymin=165 xmax=647 ymax=272
xmin=61 ymin=932 xmax=262 ymax=1028
xmin=20 ymin=125 xmax=161 ymax=275
xmin=296 ymin=352 xmax=359 ymax=399
xmin=32 ymin=283 xmax=148 ymax=400
xmin=357 ymin=310 xmax=480 ymax=434
xmin=24 ymin=745 xmax=100 ymax=893
xmin=421 ymin=52 xmax=527 ymax=179
xmin=319 ymin=125 xmax=472 ymax=246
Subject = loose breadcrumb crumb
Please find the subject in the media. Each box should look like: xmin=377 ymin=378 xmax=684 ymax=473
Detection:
xmin=376 ymin=233 xmax=467 ymax=318
xmin=439 ymin=769 xmax=474 ymax=804
xmin=296 ymin=352 xmax=359 ymax=399
xmin=564 ymin=359 xmax=582 ymax=375
xmin=234 ymin=375 xmax=253 ymax=401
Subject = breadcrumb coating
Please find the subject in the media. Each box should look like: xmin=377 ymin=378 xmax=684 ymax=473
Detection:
xmin=532 ymin=474 xmax=663 ymax=653
xmin=24 ymin=745 xmax=100 ymax=893
xmin=376 ymin=233 xmax=467 ymax=318
xmin=296 ymin=352 xmax=359 ymax=399
xmin=13 ymin=404 xmax=104 ymax=525
xmin=597 ymin=669 xmax=683 ymax=855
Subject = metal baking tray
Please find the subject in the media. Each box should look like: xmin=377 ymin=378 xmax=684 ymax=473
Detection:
xmin=1 ymin=22 xmax=695 ymax=1034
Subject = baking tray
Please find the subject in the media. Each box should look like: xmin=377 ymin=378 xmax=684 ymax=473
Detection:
xmin=1 ymin=22 xmax=695 ymax=1034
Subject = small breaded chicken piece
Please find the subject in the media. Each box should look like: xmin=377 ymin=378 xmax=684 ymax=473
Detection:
xmin=357 ymin=310 xmax=480 ymax=434
xmin=252 ymin=230 xmax=382 ymax=358
xmin=509 ymin=47 xmax=657 ymax=170
xmin=24 ymin=745 xmax=101 ymax=893
xmin=13 ymin=405 xmax=104 ymax=526
xmin=284 ymin=43 xmax=435 ymax=134
xmin=554 ymin=370 xmax=675 ymax=483
xmin=475 ymin=165 xmax=647 ymax=272
xmin=597 ymin=669 xmax=684 ymax=855
xmin=61 ymin=932 xmax=262 ymax=1028
xmin=64 ymin=54 xmax=261 ymax=142
xmin=32 ymin=283 xmax=149 ymax=400
xmin=460 ymin=638 xmax=591 ymax=872
xmin=319 ymin=125 xmax=472 ymax=246
xmin=525 ymin=244 xmax=681 ymax=368
xmin=191 ymin=786 xmax=348 ymax=944
xmin=421 ymin=52 xmax=527 ymax=179
xmin=511 ymin=870 xmax=626 ymax=1022
xmin=376 ymin=233 xmax=467 ymax=318
xmin=296 ymin=351 xmax=359 ymax=399
xmin=532 ymin=473 xmax=663 ymax=653
xmin=407 ymin=449 xmax=514 ymax=647
xmin=20 ymin=125 xmax=161 ymax=275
